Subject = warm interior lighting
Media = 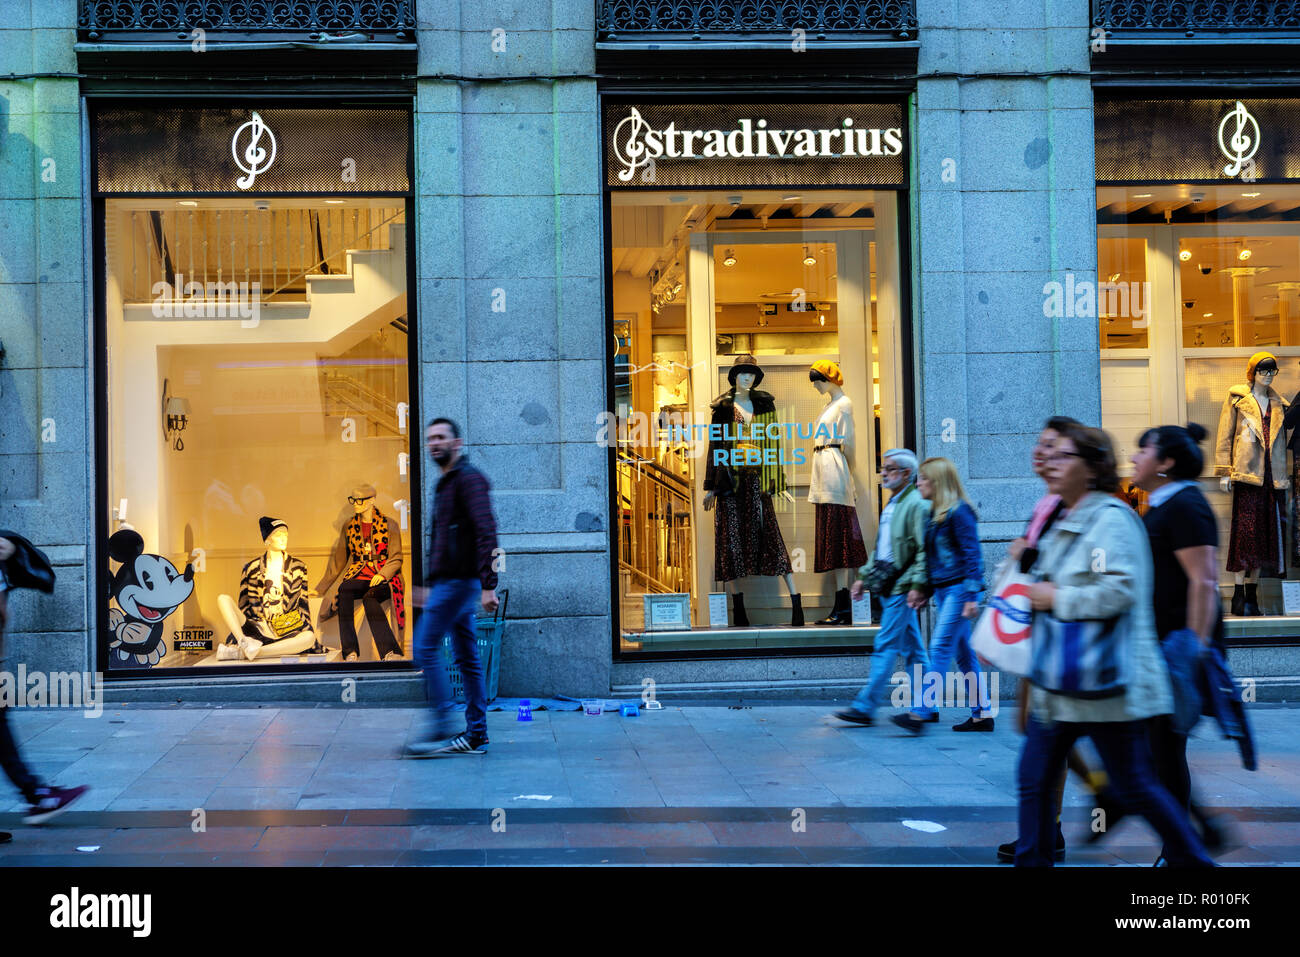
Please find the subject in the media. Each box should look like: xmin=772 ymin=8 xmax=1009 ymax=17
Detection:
xmin=723 ymin=249 xmax=737 ymax=266
xmin=1179 ymin=249 xmax=1192 ymax=261
xmin=803 ymin=246 xmax=816 ymax=266
xmin=1238 ymin=248 xmax=1252 ymax=261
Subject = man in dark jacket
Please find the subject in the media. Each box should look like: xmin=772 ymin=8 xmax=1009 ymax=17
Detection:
xmin=0 ymin=533 xmax=88 ymax=842
xmin=404 ymin=418 xmax=501 ymax=757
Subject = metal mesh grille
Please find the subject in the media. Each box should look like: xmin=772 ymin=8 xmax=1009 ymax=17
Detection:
xmin=1095 ymin=98 xmax=1300 ymax=182
xmin=604 ymin=102 xmax=906 ymax=188
xmin=94 ymin=108 xmax=411 ymax=194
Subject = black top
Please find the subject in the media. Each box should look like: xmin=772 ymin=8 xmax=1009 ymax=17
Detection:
xmin=427 ymin=458 xmax=500 ymax=591
xmin=1142 ymin=484 xmax=1223 ymax=645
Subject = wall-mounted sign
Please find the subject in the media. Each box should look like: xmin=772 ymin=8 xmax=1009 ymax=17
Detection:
xmin=1096 ymin=97 xmax=1300 ymax=183
xmin=94 ymin=107 xmax=411 ymax=194
xmin=605 ymin=102 xmax=906 ymax=188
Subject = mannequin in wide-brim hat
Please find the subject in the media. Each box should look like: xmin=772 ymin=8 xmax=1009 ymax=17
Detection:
xmin=703 ymin=354 xmax=804 ymax=627
xmin=1216 ymin=351 xmax=1290 ymax=615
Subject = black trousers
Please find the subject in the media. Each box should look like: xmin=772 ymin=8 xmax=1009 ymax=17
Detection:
xmin=0 ymin=592 xmax=42 ymax=804
xmin=336 ymin=579 xmax=401 ymax=658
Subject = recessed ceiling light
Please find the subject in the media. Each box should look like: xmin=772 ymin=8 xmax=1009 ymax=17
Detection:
xmin=1203 ymin=312 xmax=1214 ymax=318
xmin=1242 ymin=192 xmax=1262 ymax=198
xmin=177 ymin=200 xmax=198 ymax=207
xmin=1179 ymin=249 xmax=1192 ymax=261
xmin=783 ymin=194 xmax=801 ymax=202
xmin=1133 ymin=193 xmax=1153 ymax=199
xmin=1238 ymin=248 xmax=1252 ymax=261
xmin=325 ymin=199 xmax=345 ymax=204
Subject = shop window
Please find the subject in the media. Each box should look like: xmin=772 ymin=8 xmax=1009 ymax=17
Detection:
xmin=103 ymin=199 xmax=413 ymax=669
xmin=1097 ymin=183 xmax=1300 ymax=626
xmin=610 ymin=189 xmax=906 ymax=653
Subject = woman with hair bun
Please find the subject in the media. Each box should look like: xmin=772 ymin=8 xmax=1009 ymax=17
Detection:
xmin=1130 ymin=422 xmax=1230 ymax=862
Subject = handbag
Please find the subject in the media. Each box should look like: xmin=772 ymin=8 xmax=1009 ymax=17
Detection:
xmin=861 ymin=559 xmax=901 ymax=596
xmin=1026 ymin=500 xmax=1135 ymax=699
xmin=268 ymin=610 xmax=306 ymax=638
xmin=970 ymin=559 xmax=1036 ymax=676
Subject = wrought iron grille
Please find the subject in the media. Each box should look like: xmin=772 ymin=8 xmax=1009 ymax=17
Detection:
xmin=1093 ymin=0 xmax=1300 ymax=34
xmin=596 ymin=1 xmax=918 ymax=40
xmin=79 ymin=1 xmax=416 ymax=41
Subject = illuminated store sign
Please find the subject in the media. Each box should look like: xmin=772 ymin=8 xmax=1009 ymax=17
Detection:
xmin=604 ymin=102 xmax=907 ymax=188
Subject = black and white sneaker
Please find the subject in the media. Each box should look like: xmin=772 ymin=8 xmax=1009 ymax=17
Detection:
xmin=23 ymin=785 xmax=89 ymax=825
xmin=432 ymin=733 xmax=489 ymax=755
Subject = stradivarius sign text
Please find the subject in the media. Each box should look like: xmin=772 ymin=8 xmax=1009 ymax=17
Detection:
xmin=613 ymin=107 xmax=904 ymax=182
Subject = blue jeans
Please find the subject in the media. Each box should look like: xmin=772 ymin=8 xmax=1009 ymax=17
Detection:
xmin=914 ymin=583 xmax=986 ymax=719
xmin=850 ymin=593 xmax=930 ymax=716
xmin=1015 ymin=715 xmax=1213 ymax=867
xmin=413 ymin=578 xmax=486 ymax=741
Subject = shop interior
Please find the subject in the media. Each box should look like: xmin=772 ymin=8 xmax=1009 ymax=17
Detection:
xmin=610 ymin=189 xmax=904 ymax=652
xmin=103 ymin=198 xmax=413 ymax=669
xmin=1098 ymin=184 xmax=1300 ymax=624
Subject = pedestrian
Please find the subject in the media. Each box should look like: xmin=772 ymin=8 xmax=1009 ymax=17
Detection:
xmin=1014 ymin=423 xmax=1213 ymax=866
xmin=404 ymin=418 xmax=501 ymax=757
xmin=891 ymin=457 xmax=990 ymax=733
xmin=833 ymin=449 xmax=931 ymax=726
xmin=995 ymin=415 xmax=1113 ymax=864
xmin=1130 ymin=422 xmax=1230 ymax=861
xmin=0 ymin=532 xmax=88 ymax=842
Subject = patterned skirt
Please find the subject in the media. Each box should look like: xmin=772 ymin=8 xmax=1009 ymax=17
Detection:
xmin=1227 ymin=481 xmax=1285 ymax=578
xmin=714 ymin=469 xmax=792 ymax=582
xmin=814 ymin=503 xmax=868 ymax=573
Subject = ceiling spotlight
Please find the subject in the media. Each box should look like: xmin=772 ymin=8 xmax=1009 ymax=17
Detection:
xmin=1179 ymin=249 xmax=1192 ymax=262
xmin=1203 ymin=312 xmax=1214 ymax=318
xmin=818 ymin=314 xmax=826 ymax=326
xmin=803 ymin=246 xmax=817 ymax=266
xmin=325 ymin=199 xmax=345 ymax=204
xmin=782 ymin=194 xmax=801 ymax=202
xmin=177 ymin=200 xmax=198 ymax=207
xmin=723 ymin=249 xmax=737 ymax=267
xmin=1242 ymin=192 xmax=1261 ymax=198
xmin=1133 ymin=193 xmax=1153 ymax=199
xmin=1238 ymin=248 xmax=1252 ymax=261
xmin=1107 ymin=272 xmax=1121 ymax=284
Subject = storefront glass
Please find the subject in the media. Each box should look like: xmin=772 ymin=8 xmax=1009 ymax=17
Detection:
xmin=95 ymin=106 xmax=414 ymax=671
xmin=604 ymin=101 xmax=909 ymax=655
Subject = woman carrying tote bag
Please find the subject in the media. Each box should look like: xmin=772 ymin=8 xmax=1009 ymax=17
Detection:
xmin=1015 ymin=423 xmax=1212 ymax=867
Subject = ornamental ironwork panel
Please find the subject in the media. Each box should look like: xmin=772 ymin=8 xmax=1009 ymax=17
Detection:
xmin=79 ymin=1 xmax=415 ymax=41
xmin=597 ymin=1 xmax=918 ymax=39
xmin=1093 ymin=0 xmax=1300 ymax=34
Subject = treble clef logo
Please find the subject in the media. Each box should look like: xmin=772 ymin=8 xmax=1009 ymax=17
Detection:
xmin=1218 ymin=101 xmax=1259 ymax=178
xmin=613 ymin=107 xmax=652 ymax=182
xmin=232 ymin=111 xmax=277 ymax=189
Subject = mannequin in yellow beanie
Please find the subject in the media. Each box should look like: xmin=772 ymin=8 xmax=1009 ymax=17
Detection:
xmin=1215 ymin=351 xmax=1289 ymax=615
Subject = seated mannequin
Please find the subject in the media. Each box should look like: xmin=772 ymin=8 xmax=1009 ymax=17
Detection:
xmin=217 ymin=516 xmax=319 ymax=661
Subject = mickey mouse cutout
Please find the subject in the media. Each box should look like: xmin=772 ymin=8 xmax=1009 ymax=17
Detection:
xmin=107 ymin=529 xmax=194 ymax=667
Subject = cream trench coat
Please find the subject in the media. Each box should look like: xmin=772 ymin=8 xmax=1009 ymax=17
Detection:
xmin=1028 ymin=491 xmax=1174 ymax=723
xmin=1215 ymin=384 xmax=1290 ymax=489
xmin=808 ymin=393 xmax=856 ymax=506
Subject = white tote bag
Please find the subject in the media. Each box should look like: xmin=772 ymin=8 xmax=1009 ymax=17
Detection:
xmin=970 ymin=560 xmax=1036 ymax=677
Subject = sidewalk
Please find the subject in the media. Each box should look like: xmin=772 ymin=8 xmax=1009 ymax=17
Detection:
xmin=1 ymin=702 xmax=1296 ymax=866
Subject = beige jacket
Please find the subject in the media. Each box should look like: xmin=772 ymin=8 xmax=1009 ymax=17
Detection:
xmin=1215 ymin=384 xmax=1290 ymax=488
xmin=1028 ymin=491 xmax=1173 ymax=723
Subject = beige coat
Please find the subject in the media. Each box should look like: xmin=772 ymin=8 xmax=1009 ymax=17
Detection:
xmin=1215 ymin=384 xmax=1290 ymax=489
xmin=1028 ymin=491 xmax=1173 ymax=723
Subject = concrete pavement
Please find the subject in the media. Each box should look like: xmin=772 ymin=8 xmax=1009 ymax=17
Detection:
xmin=1 ymin=702 xmax=1296 ymax=865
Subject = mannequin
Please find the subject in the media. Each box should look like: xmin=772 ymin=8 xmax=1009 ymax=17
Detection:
xmin=703 ymin=353 xmax=803 ymax=626
xmin=1216 ymin=352 xmax=1290 ymax=615
xmin=316 ymin=484 xmax=406 ymax=660
xmin=217 ymin=516 xmax=318 ymax=661
xmin=807 ymin=361 xmax=868 ymax=625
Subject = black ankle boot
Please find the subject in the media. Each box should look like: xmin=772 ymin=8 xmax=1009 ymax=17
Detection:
xmin=1243 ymin=583 xmax=1261 ymax=617
xmin=1230 ymin=584 xmax=1245 ymax=617
xmin=816 ymin=588 xmax=852 ymax=625
xmin=732 ymin=592 xmax=749 ymax=627
xmin=791 ymin=593 xmax=804 ymax=627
